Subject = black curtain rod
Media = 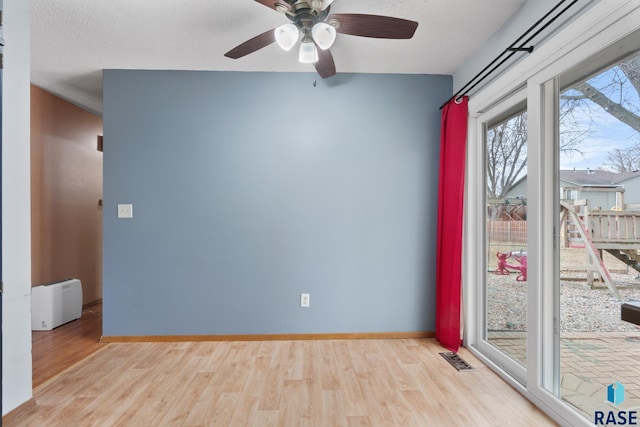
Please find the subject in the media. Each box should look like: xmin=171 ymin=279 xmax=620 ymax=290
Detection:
xmin=439 ymin=0 xmax=579 ymax=110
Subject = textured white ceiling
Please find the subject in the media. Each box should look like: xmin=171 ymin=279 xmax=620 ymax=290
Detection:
xmin=30 ymin=0 xmax=526 ymax=115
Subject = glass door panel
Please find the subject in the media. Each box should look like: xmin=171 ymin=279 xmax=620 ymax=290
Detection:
xmin=484 ymin=107 xmax=529 ymax=369
xmin=557 ymin=50 xmax=640 ymax=419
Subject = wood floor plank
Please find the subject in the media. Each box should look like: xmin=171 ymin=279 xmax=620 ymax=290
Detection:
xmin=333 ymin=342 xmax=369 ymax=417
xmin=8 ymin=338 xmax=559 ymax=426
xmin=322 ymin=390 xmax=347 ymax=427
xmin=227 ymin=395 xmax=260 ymax=426
xmin=347 ymin=415 xmax=373 ymax=426
xmin=209 ymin=393 xmax=241 ymax=427
xmin=356 ymin=370 xmax=397 ymax=424
xmin=278 ymin=379 xmax=307 ymax=426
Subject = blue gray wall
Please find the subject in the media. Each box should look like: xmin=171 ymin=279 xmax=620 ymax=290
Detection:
xmin=102 ymin=70 xmax=451 ymax=336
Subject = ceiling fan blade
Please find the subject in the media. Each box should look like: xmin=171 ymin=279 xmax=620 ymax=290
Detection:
xmin=224 ymin=29 xmax=276 ymax=59
xmin=254 ymin=0 xmax=292 ymax=12
xmin=315 ymin=47 xmax=336 ymax=79
xmin=327 ymin=14 xmax=418 ymax=39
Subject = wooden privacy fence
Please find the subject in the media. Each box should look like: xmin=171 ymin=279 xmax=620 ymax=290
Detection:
xmin=487 ymin=220 xmax=527 ymax=243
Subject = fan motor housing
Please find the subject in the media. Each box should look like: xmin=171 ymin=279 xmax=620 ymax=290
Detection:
xmin=286 ymin=1 xmax=331 ymax=34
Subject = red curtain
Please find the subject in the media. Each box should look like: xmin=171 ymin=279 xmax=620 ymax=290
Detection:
xmin=435 ymin=97 xmax=468 ymax=353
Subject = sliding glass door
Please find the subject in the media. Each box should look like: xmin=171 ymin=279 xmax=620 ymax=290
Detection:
xmin=468 ymin=4 xmax=640 ymax=425
xmin=553 ymin=40 xmax=640 ymax=420
xmin=474 ymin=93 xmax=529 ymax=384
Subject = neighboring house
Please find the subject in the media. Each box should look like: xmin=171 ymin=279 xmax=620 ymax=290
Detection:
xmin=505 ymin=169 xmax=640 ymax=211
xmin=504 ymin=176 xmax=527 ymax=201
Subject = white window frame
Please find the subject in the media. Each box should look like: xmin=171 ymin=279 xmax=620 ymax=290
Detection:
xmin=471 ymin=89 xmax=528 ymax=386
xmin=464 ymin=1 xmax=640 ymax=425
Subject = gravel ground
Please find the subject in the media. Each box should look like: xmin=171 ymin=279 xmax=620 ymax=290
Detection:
xmin=487 ymin=269 xmax=640 ymax=332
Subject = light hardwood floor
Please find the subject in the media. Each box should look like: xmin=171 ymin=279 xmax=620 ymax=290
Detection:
xmin=9 ymin=337 xmax=557 ymax=426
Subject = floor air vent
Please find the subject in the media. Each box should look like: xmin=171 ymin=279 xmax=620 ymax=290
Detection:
xmin=439 ymin=352 xmax=475 ymax=372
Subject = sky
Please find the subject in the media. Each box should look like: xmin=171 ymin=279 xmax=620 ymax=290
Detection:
xmin=559 ymin=109 xmax=639 ymax=170
xmin=558 ymin=63 xmax=639 ymax=171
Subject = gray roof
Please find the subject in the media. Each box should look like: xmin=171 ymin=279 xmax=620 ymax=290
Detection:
xmin=559 ymin=169 xmax=640 ymax=186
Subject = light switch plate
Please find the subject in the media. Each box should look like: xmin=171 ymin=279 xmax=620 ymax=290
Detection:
xmin=117 ymin=204 xmax=133 ymax=219
xmin=300 ymin=293 xmax=310 ymax=308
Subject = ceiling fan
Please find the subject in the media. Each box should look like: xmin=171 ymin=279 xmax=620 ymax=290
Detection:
xmin=224 ymin=0 xmax=419 ymax=79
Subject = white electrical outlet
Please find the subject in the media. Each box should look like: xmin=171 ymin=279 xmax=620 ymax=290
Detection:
xmin=117 ymin=204 xmax=133 ymax=219
xmin=300 ymin=293 xmax=310 ymax=308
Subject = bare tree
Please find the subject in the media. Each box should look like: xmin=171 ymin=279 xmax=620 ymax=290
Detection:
xmin=567 ymin=54 xmax=640 ymax=171
xmin=486 ymin=112 xmax=527 ymax=199
xmin=604 ymin=143 xmax=640 ymax=172
xmin=486 ymin=102 xmax=587 ymax=199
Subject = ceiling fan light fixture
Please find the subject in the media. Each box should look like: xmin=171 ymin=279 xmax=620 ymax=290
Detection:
xmin=274 ymin=24 xmax=299 ymax=51
xmin=298 ymin=42 xmax=318 ymax=64
xmin=311 ymin=22 xmax=336 ymax=50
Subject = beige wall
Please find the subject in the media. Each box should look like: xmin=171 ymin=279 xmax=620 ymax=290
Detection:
xmin=31 ymin=85 xmax=103 ymax=304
